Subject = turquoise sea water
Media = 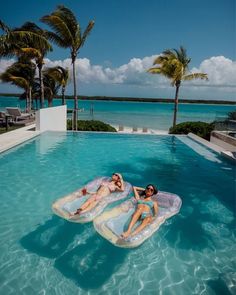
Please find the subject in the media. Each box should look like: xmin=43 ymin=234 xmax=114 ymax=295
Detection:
xmin=0 ymin=132 xmax=235 ymax=294
xmin=0 ymin=96 xmax=235 ymax=130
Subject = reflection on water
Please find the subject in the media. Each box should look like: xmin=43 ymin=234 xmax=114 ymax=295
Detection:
xmin=36 ymin=131 xmax=67 ymax=156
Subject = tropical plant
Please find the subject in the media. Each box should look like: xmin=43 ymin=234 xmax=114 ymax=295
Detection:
xmin=169 ymin=121 xmax=214 ymax=140
xmin=44 ymin=66 xmax=69 ymax=105
xmin=14 ymin=22 xmax=53 ymax=109
xmin=33 ymin=69 xmax=61 ymax=107
xmin=67 ymin=119 xmax=117 ymax=132
xmin=0 ymin=60 xmax=36 ymax=111
xmin=41 ymin=5 xmax=95 ymax=130
xmin=0 ymin=20 xmax=52 ymax=109
xmin=227 ymin=110 xmax=236 ymax=121
xmin=148 ymin=46 xmax=208 ymax=128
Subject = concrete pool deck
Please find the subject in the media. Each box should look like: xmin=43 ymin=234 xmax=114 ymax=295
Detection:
xmin=0 ymin=124 xmax=41 ymax=153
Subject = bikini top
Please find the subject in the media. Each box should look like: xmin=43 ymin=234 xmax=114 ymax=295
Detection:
xmin=137 ymin=199 xmax=154 ymax=210
xmin=101 ymin=180 xmax=117 ymax=192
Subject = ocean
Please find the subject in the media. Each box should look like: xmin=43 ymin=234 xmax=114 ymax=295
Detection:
xmin=0 ymin=96 xmax=235 ymax=130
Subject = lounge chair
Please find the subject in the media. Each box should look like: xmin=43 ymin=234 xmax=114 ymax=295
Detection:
xmin=0 ymin=111 xmax=5 ymax=124
xmin=142 ymin=127 xmax=148 ymax=133
xmin=6 ymin=107 xmax=32 ymax=122
xmin=132 ymin=127 xmax=138 ymax=132
xmin=118 ymin=125 xmax=124 ymax=132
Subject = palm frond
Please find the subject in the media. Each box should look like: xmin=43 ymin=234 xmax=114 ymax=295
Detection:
xmin=41 ymin=15 xmax=73 ymax=46
xmin=183 ymin=73 xmax=208 ymax=81
xmin=0 ymin=20 xmax=10 ymax=33
xmin=0 ymin=72 xmax=29 ymax=89
xmin=9 ymin=31 xmax=51 ymax=52
xmin=147 ymin=67 xmax=162 ymax=74
xmin=79 ymin=20 xmax=95 ymax=50
xmin=44 ymin=31 xmax=68 ymax=48
xmin=55 ymin=5 xmax=78 ymax=37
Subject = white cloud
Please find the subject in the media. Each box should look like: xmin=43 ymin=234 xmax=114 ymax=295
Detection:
xmin=0 ymin=55 xmax=235 ymax=98
xmin=0 ymin=58 xmax=16 ymax=74
xmin=189 ymin=56 xmax=236 ymax=88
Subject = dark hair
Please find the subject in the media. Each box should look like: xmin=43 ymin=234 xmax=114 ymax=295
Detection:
xmin=139 ymin=184 xmax=158 ymax=196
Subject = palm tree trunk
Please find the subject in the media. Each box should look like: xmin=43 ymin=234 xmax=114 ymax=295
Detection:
xmin=26 ymin=89 xmax=29 ymax=112
xmin=38 ymin=65 xmax=44 ymax=109
xmin=172 ymin=83 xmax=180 ymax=128
xmin=29 ymin=86 xmax=32 ymax=111
xmin=72 ymin=54 xmax=78 ymax=131
xmin=62 ymin=86 xmax=65 ymax=105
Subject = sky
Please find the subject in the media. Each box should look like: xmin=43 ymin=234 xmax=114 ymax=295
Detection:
xmin=0 ymin=0 xmax=235 ymax=101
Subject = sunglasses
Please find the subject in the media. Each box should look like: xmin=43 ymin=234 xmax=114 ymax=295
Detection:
xmin=146 ymin=186 xmax=154 ymax=192
xmin=113 ymin=173 xmax=119 ymax=177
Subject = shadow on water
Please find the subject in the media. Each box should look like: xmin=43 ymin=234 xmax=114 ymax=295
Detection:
xmin=20 ymin=215 xmax=86 ymax=258
xmin=54 ymin=234 xmax=128 ymax=289
xmin=20 ymin=215 xmax=128 ymax=289
xmin=207 ymin=275 xmax=233 ymax=295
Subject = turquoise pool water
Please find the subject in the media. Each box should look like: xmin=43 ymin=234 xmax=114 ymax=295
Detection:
xmin=0 ymin=132 xmax=235 ymax=294
xmin=1 ymin=96 xmax=235 ymax=130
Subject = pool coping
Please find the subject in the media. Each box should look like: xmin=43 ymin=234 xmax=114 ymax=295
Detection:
xmin=187 ymin=133 xmax=236 ymax=163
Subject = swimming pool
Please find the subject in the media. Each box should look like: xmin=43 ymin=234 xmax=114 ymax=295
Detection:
xmin=0 ymin=132 xmax=235 ymax=294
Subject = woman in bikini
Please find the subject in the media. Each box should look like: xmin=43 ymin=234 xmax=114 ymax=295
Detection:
xmin=72 ymin=173 xmax=124 ymax=216
xmin=121 ymin=184 xmax=158 ymax=239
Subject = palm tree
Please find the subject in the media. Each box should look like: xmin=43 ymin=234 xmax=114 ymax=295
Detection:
xmin=14 ymin=22 xmax=53 ymax=109
xmin=0 ymin=60 xmax=36 ymax=111
xmin=33 ymin=70 xmax=61 ymax=107
xmin=41 ymin=5 xmax=95 ymax=130
xmin=148 ymin=46 xmax=208 ymax=128
xmin=43 ymin=66 xmax=69 ymax=105
xmin=0 ymin=20 xmax=52 ymax=109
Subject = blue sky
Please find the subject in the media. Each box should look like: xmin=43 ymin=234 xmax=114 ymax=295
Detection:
xmin=0 ymin=0 xmax=235 ymax=101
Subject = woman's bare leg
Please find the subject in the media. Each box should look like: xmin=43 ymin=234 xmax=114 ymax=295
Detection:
xmin=130 ymin=216 xmax=152 ymax=236
xmin=121 ymin=208 xmax=143 ymax=238
xmin=74 ymin=195 xmax=96 ymax=215
xmin=82 ymin=199 xmax=98 ymax=212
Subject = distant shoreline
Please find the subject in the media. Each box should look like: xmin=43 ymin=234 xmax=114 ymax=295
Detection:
xmin=0 ymin=93 xmax=235 ymax=105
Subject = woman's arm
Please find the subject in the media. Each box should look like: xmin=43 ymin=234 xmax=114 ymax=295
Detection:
xmin=133 ymin=186 xmax=144 ymax=200
xmin=153 ymin=201 xmax=158 ymax=216
xmin=133 ymin=186 xmax=145 ymax=191
xmin=116 ymin=175 xmax=125 ymax=192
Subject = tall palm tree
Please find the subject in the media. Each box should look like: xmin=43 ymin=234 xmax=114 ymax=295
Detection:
xmin=0 ymin=60 xmax=36 ymax=111
xmin=41 ymin=5 xmax=95 ymax=130
xmin=14 ymin=22 xmax=53 ymax=109
xmin=44 ymin=66 xmax=69 ymax=105
xmin=33 ymin=71 xmax=61 ymax=107
xmin=0 ymin=20 xmax=52 ymax=109
xmin=148 ymin=46 xmax=208 ymax=128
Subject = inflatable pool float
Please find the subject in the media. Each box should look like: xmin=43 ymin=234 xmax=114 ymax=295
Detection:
xmin=52 ymin=177 xmax=132 ymax=223
xmin=93 ymin=191 xmax=182 ymax=248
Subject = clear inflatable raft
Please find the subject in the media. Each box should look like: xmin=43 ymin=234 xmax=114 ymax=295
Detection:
xmin=52 ymin=177 xmax=132 ymax=223
xmin=93 ymin=191 xmax=182 ymax=248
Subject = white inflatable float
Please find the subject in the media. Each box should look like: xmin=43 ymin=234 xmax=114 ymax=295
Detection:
xmin=93 ymin=191 xmax=182 ymax=248
xmin=52 ymin=177 xmax=132 ymax=223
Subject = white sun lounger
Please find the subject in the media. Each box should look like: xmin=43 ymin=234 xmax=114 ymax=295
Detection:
xmin=52 ymin=176 xmax=132 ymax=223
xmin=93 ymin=191 xmax=182 ymax=248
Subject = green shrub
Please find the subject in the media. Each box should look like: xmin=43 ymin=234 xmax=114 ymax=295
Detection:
xmin=169 ymin=121 xmax=214 ymax=140
xmin=67 ymin=119 xmax=117 ymax=132
xmin=227 ymin=110 xmax=236 ymax=120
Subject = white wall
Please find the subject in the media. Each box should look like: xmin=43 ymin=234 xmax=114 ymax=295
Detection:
xmin=35 ymin=105 xmax=67 ymax=132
